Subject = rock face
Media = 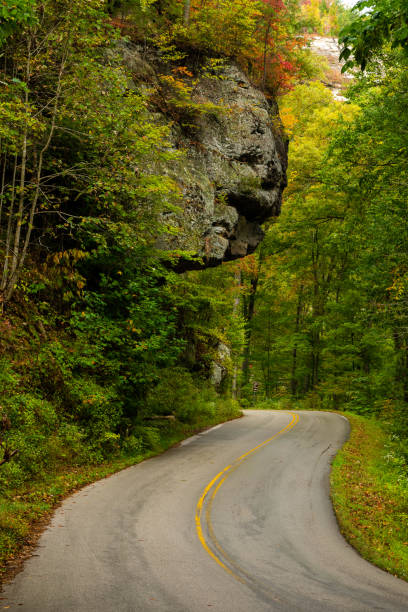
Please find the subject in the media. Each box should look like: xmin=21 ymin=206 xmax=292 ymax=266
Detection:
xmin=309 ymin=36 xmax=353 ymax=101
xmin=125 ymin=46 xmax=288 ymax=269
xmin=210 ymin=342 xmax=231 ymax=386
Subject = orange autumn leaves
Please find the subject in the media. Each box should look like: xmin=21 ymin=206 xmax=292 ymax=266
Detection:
xmin=177 ymin=0 xmax=306 ymax=94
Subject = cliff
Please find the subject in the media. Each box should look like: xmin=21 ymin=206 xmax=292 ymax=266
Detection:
xmin=123 ymin=45 xmax=288 ymax=269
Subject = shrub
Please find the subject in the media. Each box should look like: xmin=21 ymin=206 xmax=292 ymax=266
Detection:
xmin=145 ymin=367 xmax=200 ymax=422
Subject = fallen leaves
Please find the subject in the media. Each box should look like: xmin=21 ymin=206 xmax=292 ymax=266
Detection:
xmin=331 ymin=414 xmax=408 ymax=581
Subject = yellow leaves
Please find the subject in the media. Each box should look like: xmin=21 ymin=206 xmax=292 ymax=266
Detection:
xmin=161 ymin=74 xmax=176 ymax=85
xmin=279 ymin=107 xmax=297 ymax=137
xmin=387 ymin=271 xmax=408 ymax=301
xmin=126 ymin=319 xmax=141 ymax=334
xmin=172 ymin=66 xmax=193 ymax=78
xmin=52 ymin=249 xmax=87 ymax=265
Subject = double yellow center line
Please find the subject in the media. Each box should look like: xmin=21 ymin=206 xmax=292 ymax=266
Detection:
xmin=195 ymin=412 xmax=299 ymax=582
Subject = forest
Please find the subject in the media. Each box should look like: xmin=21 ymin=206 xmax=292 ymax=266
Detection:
xmin=0 ymin=0 xmax=408 ymax=582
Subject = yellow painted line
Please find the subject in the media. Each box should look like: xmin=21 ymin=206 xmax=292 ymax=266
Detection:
xmin=205 ymin=474 xmax=248 ymax=581
xmin=195 ymin=412 xmax=299 ymax=583
xmin=195 ymin=468 xmax=238 ymax=579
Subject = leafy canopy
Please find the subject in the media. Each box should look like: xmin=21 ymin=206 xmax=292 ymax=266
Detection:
xmin=340 ymin=0 xmax=408 ymax=71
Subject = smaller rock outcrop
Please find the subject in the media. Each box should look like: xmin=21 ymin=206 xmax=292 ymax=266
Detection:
xmin=210 ymin=342 xmax=231 ymax=386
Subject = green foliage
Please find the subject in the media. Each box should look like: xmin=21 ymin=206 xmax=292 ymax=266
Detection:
xmin=0 ymin=0 xmax=37 ymax=43
xmin=244 ymin=52 xmax=408 ymax=433
xmin=7 ymin=0 xmax=408 ymax=582
xmin=150 ymin=58 xmax=225 ymax=129
xmin=117 ymin=0 xmax=310 ymax=94
xmin=300 ymin=0 xmax=351 ymax=36
xmin=0 ymin=393 xmax=58 ymax=485
xmin=340 ymin=0 xmax=408 ymax=71
xmin=177 ymin=0 xmax=261 ymax=58
xmin=145 ymin=367 xmax=200 ymax=421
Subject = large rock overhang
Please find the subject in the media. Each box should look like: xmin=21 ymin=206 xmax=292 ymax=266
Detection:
xmin=124 ymin=45 xmax=288 ymax=270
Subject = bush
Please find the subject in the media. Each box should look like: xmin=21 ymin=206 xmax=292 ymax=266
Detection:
xmin=145 ymin=367 xmax=200 ymax=422
xmin=0 ymin=393 xmax=59 ymax=483
xmin=64 ymin=377 xmax=123 ymax=458
xmin=215 ymin=397 xmax=241 ymax=420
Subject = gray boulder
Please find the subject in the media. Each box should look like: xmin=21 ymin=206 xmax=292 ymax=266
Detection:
xmin=124 ymin=46 xmax=288 ymax=268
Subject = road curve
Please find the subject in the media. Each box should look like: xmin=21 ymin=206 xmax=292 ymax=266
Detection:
xmin=3 ymin=410 xmax=408 ymax=611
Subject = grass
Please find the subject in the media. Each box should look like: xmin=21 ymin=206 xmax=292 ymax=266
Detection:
xmin=0 ymin=403 xmax=241 ymax=582
xmin=331 ymin=413 xmax=408 ymax=581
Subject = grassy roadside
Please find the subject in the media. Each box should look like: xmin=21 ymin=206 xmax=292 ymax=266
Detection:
xmin=248 ymin=402 xmax=408 ymax=580
xmin=0 ymin=405 xmax=241 ymax=583
xmin=331 ymin=413 xmax=408 ymax=581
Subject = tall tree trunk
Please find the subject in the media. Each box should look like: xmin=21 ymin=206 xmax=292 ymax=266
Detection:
xmin=291 ymin=284 xmax=304 ymax=397
xmin=262 ymin=20 xmax=271 ymax=91
xmin=7 ymin=40 xmax=31 ymax=295
xmin=265 ymin=311 xmax=272 ymax=398
xmin=393 ymin=329 xmax=408 ymax=402
xmin=241 ymin=275 xmax=259 ymax=386
xmin=231 ymin=268 xmax=241 ymax=399
xmin=242 ymin=250 xmax=263 ymax=388
xmin=183 ymin=0 xmax=191 ymax=25
xmin=0 ymin=146 xmax=6 ymax=228
xmin=5 ymin=37 xmax=68 ymax=303
xmin=1 ymin=154 xmax=18 ymax=304
xmin=310 ymin=228 xmax=322 ymax=390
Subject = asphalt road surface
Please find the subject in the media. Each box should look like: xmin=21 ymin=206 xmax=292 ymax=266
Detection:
xmin=3 ymin=410 xmax=408 ymax=611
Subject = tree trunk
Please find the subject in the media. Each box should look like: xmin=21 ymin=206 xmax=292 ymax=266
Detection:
xmin=241 ymin=275 xmax=259 ymax=386
xmin=183 ymin=0 xmax=191 ymax=25
xmin=231 ymin=268 xmax=241 ymax=399
xmin=7 ymin=69 xmax=30 ymax=294
xmin=242 ymin=249 xmax=263 ymax=389
xmin=0 ymin=147 xmax=6 ymax=228
xmin=4 ymin=36 xmax=68 ymax=303
xmin=265 ymin=312 xmax=272 ymax=398
xmin=262 ymin=20 xmax=271 ymax=91
xmin=0 ymin=154 xmax=18 ymax=306
xmin=291 ymin=284 xmax=304 ymax=397
xmin=310 ymin=229 xmax=323 ymax=390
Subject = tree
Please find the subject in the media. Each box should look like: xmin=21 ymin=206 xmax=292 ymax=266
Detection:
xmin=0 ymin=0 xmax=180 ymax=306
xmin=339 ymin=0 xmax=408 ymax=71
xmin=183 ymin=0 xmax=190 ymax=25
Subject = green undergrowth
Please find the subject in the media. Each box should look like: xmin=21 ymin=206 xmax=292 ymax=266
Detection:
xmin=0 ymin=401 xmax=241 ymax=578
xmin=331 ymin=413 xmax=408 ymax=581
xmin=242 ymin=397 xmax=295 ymax=410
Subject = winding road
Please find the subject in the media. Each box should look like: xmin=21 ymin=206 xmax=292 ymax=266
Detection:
xmin=3 ymin=410 xmax=408 ymax=611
